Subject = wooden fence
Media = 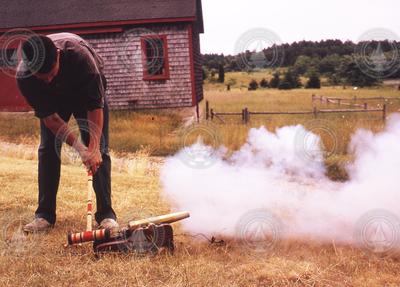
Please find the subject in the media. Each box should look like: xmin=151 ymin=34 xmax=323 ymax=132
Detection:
xmin=205 ymin=100 xmax=387 ymax=124
xmin=312 ymin=94 xmax=400 ymax=109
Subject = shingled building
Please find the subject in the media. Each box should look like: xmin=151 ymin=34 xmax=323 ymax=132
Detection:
xmin=0 ymin=0 xmax=204 ymax=111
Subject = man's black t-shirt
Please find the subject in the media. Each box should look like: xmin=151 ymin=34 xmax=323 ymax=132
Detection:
xmin=16 ymin=33 xmax=106 ymax=119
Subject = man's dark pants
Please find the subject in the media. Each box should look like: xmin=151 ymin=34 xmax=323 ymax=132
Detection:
xmin=35 ymin=102 xmax=116 ymax=225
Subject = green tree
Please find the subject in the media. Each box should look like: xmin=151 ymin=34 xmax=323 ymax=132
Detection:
xmin=260 ymin=78 xmax=269 ymax=88
xmin=293 ymin=56 xmax=319 ymax=75
xmin=306 ymin=71 xmax=321 ymax=89
xmin=269 ymin=71 xmax=281 ymax=88
xmin=327 ymin=73 xmax=341 ymax=86
xmin=248 ymin=79 xmax=259 ymax=91
xmin=318 ymin=54 xmax=342 ymax=75
xmin=279 ymin=69 xmax=302 ymax=89
xmin=338 ymin=56 xmax=379 ymax=87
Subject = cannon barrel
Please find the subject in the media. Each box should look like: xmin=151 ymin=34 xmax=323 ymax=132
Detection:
xmin=128 ymin=211 xmax=190 ymax=230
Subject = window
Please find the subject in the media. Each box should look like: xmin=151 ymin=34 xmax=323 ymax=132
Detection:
xmin=141 ymin=35 xmax=169 ymax=80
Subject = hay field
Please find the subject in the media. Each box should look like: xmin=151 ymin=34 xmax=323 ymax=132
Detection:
xmin=1 ymin=86 xmax=399 ymax=159
xmin=1 ymin=77 xmax=400 ymax=286
xmin=1 ymin=155 xmax=400 ymax=287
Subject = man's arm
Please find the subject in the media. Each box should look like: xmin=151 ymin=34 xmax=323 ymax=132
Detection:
xmin=42 ymin=113 xmax=92 ymax=170
xmin=87 ymin=108 xmax=103 ymax=151
xmin=87 ymin=108 xmax=104 ymax=174
xmin=43 ymin=113 xmax=85 ymax=151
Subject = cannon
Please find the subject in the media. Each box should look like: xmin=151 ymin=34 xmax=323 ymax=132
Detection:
xmin=67 ymin=174 xmax=189 ymax=254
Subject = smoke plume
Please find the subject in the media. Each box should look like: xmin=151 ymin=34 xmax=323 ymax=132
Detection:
xmin=160 ymin=115 xmax=400 ymax=249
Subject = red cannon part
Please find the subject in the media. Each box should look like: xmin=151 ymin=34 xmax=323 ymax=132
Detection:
xmin=68 ymin=229 xmax=110 ymax=245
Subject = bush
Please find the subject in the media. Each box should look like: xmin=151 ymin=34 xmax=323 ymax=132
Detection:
xmin=278 ymin=70 xmax=302 ymax=90
xmin=278 ymin=82 xmax=292 ymax=90
xmin=269 ymin=72 xmax=280 ymax=88
xmin=260 ymin=78 xmax=269 ymax=88
xmin=286 ymin=70 xmax=302 ymax=88
xmin=318 ymin=54 xmax=342 ymax=75
xmin=327 ymin=73 xmax=341 ymax=86
xmin=338 ymin=55 xmax=379 ymax=87
xmin=248 ymin=79 xmax=259 ymax=91
xmin=306 ymin=73 xmax=321 ymax=89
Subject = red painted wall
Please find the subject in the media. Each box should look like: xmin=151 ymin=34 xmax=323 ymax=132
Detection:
xmin=0 ymin=38 xmax=31 ymax=112
xmin=0 ymin=69 xmax=31 ymax=112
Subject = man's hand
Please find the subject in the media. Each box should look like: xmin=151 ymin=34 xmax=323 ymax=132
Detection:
xmin=87 ymin=148 xmax=102 ymax=174
xmin=74 ymin=143 xmax=102 ymax=174
xmin=43 ymin=109 xmax=104 ymax=175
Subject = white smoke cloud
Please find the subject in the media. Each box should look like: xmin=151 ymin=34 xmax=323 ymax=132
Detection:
xmin=160 ymin=115 xmax=400 ymax=250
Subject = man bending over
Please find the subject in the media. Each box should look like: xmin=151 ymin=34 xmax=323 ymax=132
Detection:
xmin=16 ymin=33 xmax=118 ymax=232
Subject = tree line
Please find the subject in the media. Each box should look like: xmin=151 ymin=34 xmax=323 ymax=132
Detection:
xmin=202 ymin=39 xmax=400 ymax=88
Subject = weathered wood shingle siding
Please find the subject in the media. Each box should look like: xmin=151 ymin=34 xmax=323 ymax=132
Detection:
xmin=84 ymin=23 xmax=194 ymax=110
xmin=192 ymin=28 xmax=204 ymax=103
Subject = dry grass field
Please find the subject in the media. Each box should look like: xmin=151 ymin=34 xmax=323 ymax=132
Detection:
xmin=1 ymin=85 xmax=399 ymax=159
xmin=1 ymin=74 xmax=400 ymax=286
xmin=1 ymin=155 xmax=400 ymax=287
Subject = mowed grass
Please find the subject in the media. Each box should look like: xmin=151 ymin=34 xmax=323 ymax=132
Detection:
xmin=1 ymin=156 xmax=400 ymax=287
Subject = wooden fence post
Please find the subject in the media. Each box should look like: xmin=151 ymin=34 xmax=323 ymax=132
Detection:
xmin=242 ymin=109 xmax=245 ymax=123
xmin=210 ymin=109 xmax=214 ymax=121
xmin=244 ymin=107 xmax=249 ymax=124
xmin=206 ymin=101 xmax=210 ymax=120
xmin=313 ymin=107 xmax=318 ymax=118
xmin=196 ymin=103 xmax=200 ymax=123
xmin=364 ymin=103 xmax=368 ymax=110
xmin=383 ymin=104 xmax=387 ymax=121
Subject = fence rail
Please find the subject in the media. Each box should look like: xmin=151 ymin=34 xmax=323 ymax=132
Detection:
xmin=312 ymin=94 xmax=400 ymax=109
xmin=205 ymin=100 xmax=387 ymax=124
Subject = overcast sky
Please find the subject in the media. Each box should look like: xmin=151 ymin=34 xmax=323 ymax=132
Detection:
xmin=200 ymin=0 xmax=400 ymax=55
